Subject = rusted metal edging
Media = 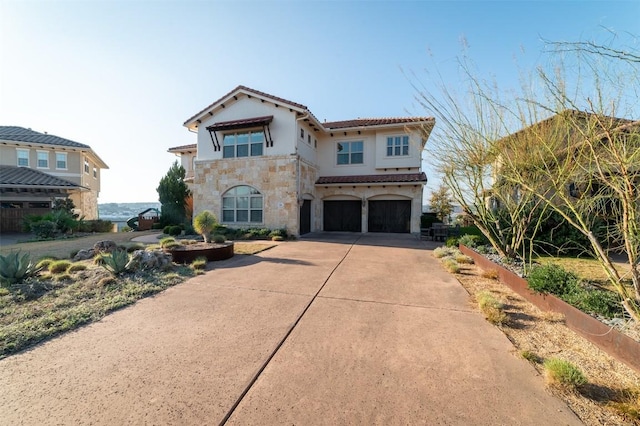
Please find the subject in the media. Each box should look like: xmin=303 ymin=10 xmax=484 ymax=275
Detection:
xmin=460 ymin=244 xmax=640 ymax=374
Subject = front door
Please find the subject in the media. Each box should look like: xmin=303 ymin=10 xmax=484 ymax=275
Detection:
xmin=300 ymin=200 xmax=311 ymax=235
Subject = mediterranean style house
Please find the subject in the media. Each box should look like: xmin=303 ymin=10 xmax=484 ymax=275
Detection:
xmin=0 ymin=126 xmax=108 ymax=232
xmin=170 ymin=86 xmax=434 ymax=236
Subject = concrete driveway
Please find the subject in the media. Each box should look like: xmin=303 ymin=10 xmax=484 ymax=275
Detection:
xmin=0 ymin=233 xmax=580 ymax=425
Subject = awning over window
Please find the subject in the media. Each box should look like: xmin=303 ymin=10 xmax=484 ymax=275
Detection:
xmin=206 ymin=115 xmax=274 ymax=151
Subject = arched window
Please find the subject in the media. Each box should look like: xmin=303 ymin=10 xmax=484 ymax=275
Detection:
xmin=222 ymin=185 xmax=263 ymax=223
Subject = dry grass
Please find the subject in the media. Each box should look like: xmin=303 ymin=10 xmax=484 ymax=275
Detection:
xmin=453 ymin=261 xmax=640 ymax=426
xmin=481 ymin=269 xmax=499 ymax=280
xmin=233 ymin=242 xmax=277 ymax=255
xmin=535 ymin=255 xmax=632 ymax=285
xmin=476 ymin=291 xmax=508 ymax=325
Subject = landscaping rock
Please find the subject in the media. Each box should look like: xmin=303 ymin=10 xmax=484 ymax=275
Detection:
xmin=93 ymin=240 xmax=117 ymax=254
xmin=126 ymin=250 xmax=172 ymax=271
xmin=73 ymin=249 xmax=96 ymax=261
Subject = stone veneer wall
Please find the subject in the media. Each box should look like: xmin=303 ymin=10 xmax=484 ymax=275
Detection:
xmin=316 ymin=184 xmax=423 ymax=233
xmin=194 ymin=155 xmax=300 ymax=234
xmin=299 ymin=159 xmax=319 ymax=232
xmin=71 ymin=190 xmax=99 ymax=220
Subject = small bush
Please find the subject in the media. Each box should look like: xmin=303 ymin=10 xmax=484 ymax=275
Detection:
xmin=272 ymin=235 xmax=284 ymax=241
xmin=54 ymin=273 xmax=73 ymax=282
xmin=527 ymin=263 xmax=579 ymax=296
xmin=67 ymin=263 xmax=87 ymax=273
xmin=212 ymin=234 xmax=226 ymax=244
xmin=477 ymin=291 xmax=508 ymax=325
xmin=49 ymin=260 xmax=72 ymax=274
xmin=193 ymin=210 xmax=218 ymax=243
xmin=159 ymin=237 xmax=176 ymax=248
xmin=433 ymin=246 xmax=458 ymax=259
xmin=162 ymin=241 xmax=184 ymax=250
xmin=191 ymin=257 xmax=207 ymax=270
xmin=455 ymin=254 xmax=474 ymax=264
xmin=163 ymin=225 xmax=172 ymax=235
xmin=563 ymin=289 xmax=621 ymax=319
xmin=151 ymin=223 xmax=164 ymax=230
xmin=76 ymin=219 xmax=113 ymax=233
xmin=521 ymin=350 xmax=542 ymax=364
xmin=443 ymin=258 xmax=460 ymax=273
xmin=168 ymin=225 xmax=182 ymax=236
xmin=459 ymin=234 xmax=482 ymax=248
xmin=481 ymin=269 xmax=499 ymax=280
xmin=475 ymin=245 xmax=489 ymax=254
xmin=445 ymin=237 xmax=459 ymax=247
xmin=126 ymin=243 xmax=146 ymax=253
xmin=35 ymin=258 xmax=54 ymax=270
xmin=183 ymin=225 xmax=196 ymax=235
xmin=543 ymin=358 xmax=587 ymax=389
xmin=31 ymin=220 xmax=57 ymax=239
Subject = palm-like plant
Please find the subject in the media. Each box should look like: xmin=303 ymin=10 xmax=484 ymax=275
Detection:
xmin=193 ymin=210 xmax=218 ymax=243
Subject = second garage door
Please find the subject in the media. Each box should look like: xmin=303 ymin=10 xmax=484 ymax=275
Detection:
xmin=323 ymin=200 xmax=362 ymax=232
xmin=368 ymin=200 xmax=411 ymax=233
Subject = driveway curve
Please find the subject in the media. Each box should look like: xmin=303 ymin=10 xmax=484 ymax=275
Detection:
xmin=0 ymin=233 xmax=580 ymax=425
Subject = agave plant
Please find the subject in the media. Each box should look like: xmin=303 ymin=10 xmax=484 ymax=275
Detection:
xmin=100 ymin=249 xmax=130 ymax=276
xmin=0 ymin=252 xmax=41 ymax=285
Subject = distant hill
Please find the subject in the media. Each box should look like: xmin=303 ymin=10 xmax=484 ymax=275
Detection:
xmin=99 ymin=202 xmax=161 ymax=219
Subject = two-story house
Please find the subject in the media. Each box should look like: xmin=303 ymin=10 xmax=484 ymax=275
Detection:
xmin=0 ymin=126 xmax=108 ymax=232
xmin=170 ymin=86 xmax=434 ymax=236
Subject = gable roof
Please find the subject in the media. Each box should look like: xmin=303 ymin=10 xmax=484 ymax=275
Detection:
xmin=0 ymin=126 xmax=90 ymax=149
xmin=184 ymin=85 xmax=308 ymax=127
xmin=168 ymin=143 xmax=197 ymax=153
xmin=0 ymin=165 xmax=86 ymax=189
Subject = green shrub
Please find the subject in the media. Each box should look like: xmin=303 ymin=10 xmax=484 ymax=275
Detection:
xmin=67 ymin=263 xmax=87 ymax=273
xmin=35 ymin=258 xmax=54 ymax=270
xmin=527 ymin=263 xmax=579 ymax=296
xmin=76 ymin=219 xmax=113 ymax=233
xmin=268 ymin=228 xmax=287 ymax=238
xmin=563 ymin=289 xmax=621 ymax=319
xmin=168 ymin=225 xmax=182 ymax=236
xmin=31 ymin=220 xmax=57 ymax=239
xmin=420 ymin=213 xmax=439 ymax=229
xmin=159 ymin=237 xmax=176 ymax=248
xmin=212 ymin=234 xmax=226 ymax=243
xmin=445 ymin=237 xmax=459 ymax=247
xmin=151 ymin=223 xmax=164 ymax=230
xmin=183 ymin=224 xmax=196 ymax=235
xmin=193 ymin=210 xmax=218 ymax=243
xmin=100 ymin=249 xmax=129 ymax=276
xmin=477 ymin=291 xmax=508 ymax=325
xmin=49 ymin=260 xmax=72 ymax=274
xmin=521 ymin=350 xmax=542 ymax=364
xmin=543 ymin=358 xmax=587 ymax=389
xmin=0 ymin=252 xmax=40 ymax=285
xmin=272 ymin=235 xmax=284 ymax=241
xmin=162 ymin=241 xmax=183 ymax=250
xmin=191 ymin=257 xmax=207 ymax=270
xmin=458 ymin=225 xmax=483 ymax=237
xmin=459 ymin=234 xmax=482 ymax=248
xmin=163 ymin=225 xmax=172 ymax=235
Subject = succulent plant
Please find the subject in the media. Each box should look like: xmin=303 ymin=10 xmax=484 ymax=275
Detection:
xmin=0 ymin=252 xmax=41 ymax=285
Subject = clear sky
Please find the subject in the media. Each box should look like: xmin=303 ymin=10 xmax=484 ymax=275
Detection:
xmin=1 ymin=0 xmax=638 ymax=204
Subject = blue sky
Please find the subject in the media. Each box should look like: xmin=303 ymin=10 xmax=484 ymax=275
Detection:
xmin=1 ymin=0 xmax=638 ymax=203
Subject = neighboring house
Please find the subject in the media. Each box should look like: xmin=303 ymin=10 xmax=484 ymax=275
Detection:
xmin=170 ymin=85 xmax=434 ymax=235
xmin=0 ymin=126 xmax=108 ymax=232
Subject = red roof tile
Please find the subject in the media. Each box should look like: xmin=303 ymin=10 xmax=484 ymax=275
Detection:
xmin=167 ymin=143 xmax=197 ymax=152
xmin=316 ymin=173 xmax=427 ymax=185
xmin=323 ymin=117 xmax=434 ymax=130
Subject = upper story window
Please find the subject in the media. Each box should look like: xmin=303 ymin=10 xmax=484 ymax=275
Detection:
xmin=84 ymin=160 xmax=90 ymax=174
xmin=17 ymin=149 xmax=29 ymax=167
xmin=387 ymin=136 xmax=409 ymax=156
xmin=93 ymin=167 xmax=97 ymax=179
xmin=223 ymin=130 xmax=264 ymax=158
xmin=37 ymin=151 xmax=49 ymax=169
xmin=222 ymin=185 xmax=263 ymax=223
xmin=337 ymin=141 xmax=363 ymax=165
xmin=56 ymin=152 xmax=67 ymax=170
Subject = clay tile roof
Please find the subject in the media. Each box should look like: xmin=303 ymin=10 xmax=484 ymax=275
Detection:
xmin=316 ymin=172 xmax=427 ymax=185
xmin=167 ymin=143 xmax=197 ymax=152
xmin=0 ymin=126 xmax=90 ymax=149
xmin=322 ymin=117 xmax=434 ymax=130
xmin=0 ymin=165 xmax=85 ymax=189
xmin=184 ymin=85 xmax=307 ymax=125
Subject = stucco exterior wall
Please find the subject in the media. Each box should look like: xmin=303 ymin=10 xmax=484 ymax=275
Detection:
xmin=194 ymin=155 xmax=300 ymax=234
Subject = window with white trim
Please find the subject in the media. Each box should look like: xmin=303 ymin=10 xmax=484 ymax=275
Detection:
xmin=223 ymin=130 xmax=264 ymax=158
xmin=337 ymin=141 xmax=363 ymax=165
xmin=17 ymin=149 xmax=29 ymax=167
xmin=37 ymin=151 xmax=49 ymax=168
xmin=386 ymin=135 xmax=409 ymax=156
xmin=56 ymin=152 xmax=67 ymax=169
xmin=222 ymin=185 xmax=263 ymax=223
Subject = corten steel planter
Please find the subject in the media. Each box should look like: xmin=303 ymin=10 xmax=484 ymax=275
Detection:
xmin=460 ymin=244 xmax=640 ymax=374
xmin=168 ymin=242 xmax=234 ymax=264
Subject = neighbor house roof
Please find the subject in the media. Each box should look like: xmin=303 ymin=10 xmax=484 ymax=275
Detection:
xmin=316 ymin=173 xmax=427 ymax=185
xmin=168 ymin=143 xmax=197 ymax=153
xmin=323 ymin=117 xmax=434 ymax=130
xmin=0 ymin=126 xmax=109 ymax=169
xmin=0 ymin=165 xmax=86 ymax=189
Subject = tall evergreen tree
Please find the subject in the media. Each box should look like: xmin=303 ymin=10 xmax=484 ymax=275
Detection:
xmin=157 ymin=161 xmax=191 ymax=225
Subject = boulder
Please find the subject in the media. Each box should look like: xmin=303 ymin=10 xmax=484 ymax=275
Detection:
xmin=93 ymin=240 xmax=117 ymax=254
xmin=126 ymin=250 xmax=172 ymax=271
xmin=73 ymin=248 xmax=96 ymax=261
